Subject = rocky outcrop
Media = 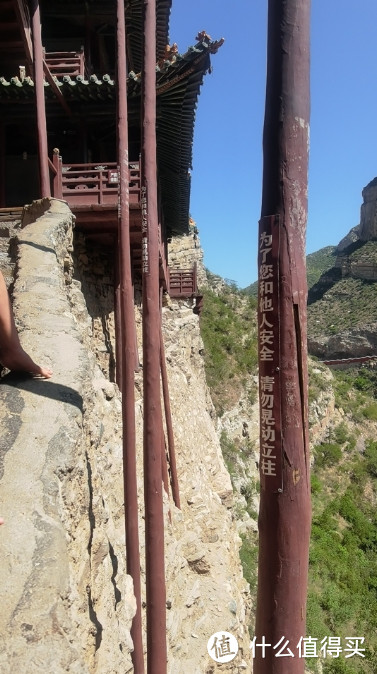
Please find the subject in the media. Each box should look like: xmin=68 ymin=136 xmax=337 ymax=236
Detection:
xmin=159 ymin=299 xmax=251 ymax=672
xmin=308 ymin=179 xmax=377 ymax=359
xmin=360 ymin=177 xmax=377 ymax=241
xmin=308 ymin=324 xmax=377 ymax=360
xmin=0 ymin=200 xmax=252 ymax=673
xmin=336 ymin=224 xmax=361 ymax=252
xmin=0 ymin=200 xmax=136 ymax=673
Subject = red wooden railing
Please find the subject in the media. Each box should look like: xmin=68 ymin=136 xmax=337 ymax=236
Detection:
xmin=322 ymin=355 xmax=377 ymax=368
xmin=168 ymin=263 xmax=197 ymax=297
xmin=51 ymin=151 xmax=141 ymax=207
xmin=49 ymin=151 xmax=197 ymax=300
xmin=44 ymin=50 xmax=85 ymax=78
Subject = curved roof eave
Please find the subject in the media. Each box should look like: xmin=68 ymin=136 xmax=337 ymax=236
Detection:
xmin=0 ymin=34 xmax=224 ymax=237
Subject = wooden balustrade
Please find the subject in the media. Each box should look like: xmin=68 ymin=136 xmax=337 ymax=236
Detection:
xmin=51 ymin=154 xmax=141 ymax=207
xmin=49 ymin=152 xmax=197 ymax=301
xmin=168 ymin=263 xmax=197 ymax=297
xmin=44 ymin=50 xmax=85 ymax=78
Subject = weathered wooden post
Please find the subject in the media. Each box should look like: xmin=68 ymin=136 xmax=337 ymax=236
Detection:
xmin=142 ymin=0 xmax=167 ymax=671
xmin=254 ymin=0 xmax=311 ymax=672
xmin=30 ymin=0 xmax=50 ymax=197
xmin=116 ymin=1 xmax=144 ymax=671
xmin=160 ymin=323 xmax=180 ymax=509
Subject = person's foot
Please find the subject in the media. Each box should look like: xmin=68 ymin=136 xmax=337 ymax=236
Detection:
xmin=0 ymin=518 xmax=4 ymax=526
xmin=0 ymin=345 xmax=52 ymax=379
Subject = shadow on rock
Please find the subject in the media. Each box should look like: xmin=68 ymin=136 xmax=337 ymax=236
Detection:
xmin=0 ymin=372 xmax=83 ymax=411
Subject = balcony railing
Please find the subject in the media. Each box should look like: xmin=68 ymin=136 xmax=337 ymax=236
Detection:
xmin=44 ymin=49 xmax=85 ymax=78
xmin=168 ymin=264 xmax=198 ymax=298
xmin=51 ymin=152 xmax=141 ymax=207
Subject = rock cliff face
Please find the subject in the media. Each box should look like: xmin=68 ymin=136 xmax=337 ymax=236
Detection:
xmin=308 ymin=324 xmax=377 ymax=360
xmin=308 ymin=178 xmax=377 ymax=359
xmin=0 ymin=200 xmax=252 ymax=673
xmin=360 ymin=177 xmax=377 ymax=242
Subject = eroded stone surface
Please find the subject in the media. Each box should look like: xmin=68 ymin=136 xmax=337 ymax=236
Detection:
xmin=0 ymin=200 xmax=252 ymax=673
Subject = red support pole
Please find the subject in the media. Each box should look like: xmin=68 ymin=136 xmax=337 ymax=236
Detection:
xmin=30 ymin=0 xmax=50 ymax=198
xmin=0 ymin=123 xmax=5 ymax=207
xmin=160 ymin=430 xmax=170 ymax=498
xmin=159 ymin=326 xmax=180 ymax=509
xmin=254 ymin=1 xmax=311 ymax=672
xmin=116 ymin=1 xmax=144 ymax=672
xmin=141 ymin=0 xmax=167 ymax=671
xmin=114 ymin=249 xmax=123 ymax=391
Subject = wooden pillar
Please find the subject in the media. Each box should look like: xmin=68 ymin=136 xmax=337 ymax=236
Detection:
xmin=114 ymin=250 xmax=123 ymax=391
xmin=0 ymin=123 xmax=5 ymax=207
xmin=116 ymin=1 xmax=144 ymax=672
xmin=254 ymin=1 xmax=311 ymax=672
xmin=141 ymin=0 xmax=167 ymax=671
xmin=160 ymin=325 xmax=180 ymax=509
xmin=30 ymin=0 xmax=50 ymax=197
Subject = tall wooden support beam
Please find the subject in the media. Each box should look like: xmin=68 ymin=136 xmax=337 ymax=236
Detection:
xmin=30 ymin=0 xmax=50 ymax=197
xmin=254 ymin=1 xmax=311 ymax=672
xmin=0 ymin=124 xmax=5 ymax=207
xmin=159 ymin=325 xmax=180 ymax=509
xmin=141 ymin=0 xmax=167 ymax=671
xmin=116 ymin=1 xmax=144 ymax=672
xmin=114 ymin=251 xmax=123 ymax=391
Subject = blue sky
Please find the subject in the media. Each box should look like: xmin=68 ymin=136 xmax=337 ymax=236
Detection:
xmin=170 ymin=0 xmax=377 ymax=288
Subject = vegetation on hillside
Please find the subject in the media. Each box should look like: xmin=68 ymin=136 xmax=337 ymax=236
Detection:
xmin=306 ymin=245 xmax=337 ymax=289
xmin=307 ymin=240 xmax=377 ymax=338
xmin=199 ymin=274 xmax=258 ymax=415
xmin=308 ymin=277 xmax=377 ymax=337
xmin=307 ymin=366 xmax=377 ymax=673
xmin=200 ymin=273 xmax=377 ymax=672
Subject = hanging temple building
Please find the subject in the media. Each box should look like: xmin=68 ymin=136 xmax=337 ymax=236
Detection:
xmin=0 ymin=0 xmax=223 ymax=299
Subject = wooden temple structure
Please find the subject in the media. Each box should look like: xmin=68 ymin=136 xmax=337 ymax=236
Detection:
xmin=0 ymin=0 xmax=222 ymax=296
xmin=0 ymin=2 xmax=223 ymax=673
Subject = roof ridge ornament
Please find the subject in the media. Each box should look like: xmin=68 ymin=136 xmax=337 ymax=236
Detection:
xmin=195 ymin=31 xmax=224 ymax=54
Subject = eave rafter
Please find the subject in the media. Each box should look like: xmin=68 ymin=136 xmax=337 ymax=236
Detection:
xmin=11 ymin=0 xmax=33 ymax=66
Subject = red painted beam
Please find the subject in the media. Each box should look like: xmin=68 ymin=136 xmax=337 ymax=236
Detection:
xmin=142 ymin=0 xmax=167 ymax=671
xmin=30 ymin=0 xmax=49 ymax=197
xmin=254 ymin=1 xmax=311 ymax=672
xmin=116 ymin=1 xmax=144 ymax=672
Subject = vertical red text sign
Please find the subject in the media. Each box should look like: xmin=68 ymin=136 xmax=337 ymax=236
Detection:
xmin=141 ymin=184 xmax=149 ymax=274
xmin=258 ymin=215 xmax=282 ymax=492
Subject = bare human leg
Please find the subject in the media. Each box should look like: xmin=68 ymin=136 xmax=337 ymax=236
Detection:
xmin=0 ymin=271 xmax=52 ymax=378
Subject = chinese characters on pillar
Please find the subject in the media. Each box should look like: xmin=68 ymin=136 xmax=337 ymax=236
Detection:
xmin=141 ymin=185 xmax=149 ymax=274
xmin=258 ymin=215 xmax=282 ymax=491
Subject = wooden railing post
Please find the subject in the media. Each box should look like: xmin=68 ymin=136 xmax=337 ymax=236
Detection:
xmin=30 ymin=0 xmax=50 ymax=198
xmin=99 ymin=169 xmax=103 ymax=205
xmin=52 ymin=148 xmax=62 ymax=198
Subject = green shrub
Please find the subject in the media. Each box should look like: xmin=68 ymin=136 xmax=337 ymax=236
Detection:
xmin=364 ymin=440 xmax=377 ymax=477
xmin=362 ymin=402 xmax=377 ymax=421
xmin=311 ymin=474 xmax=323 ymax=494
xmin=314 ymin=442 xmax=342 ymax=468
xmin=219 ymin=431 xmax=239 ymax=478
xmin=239 ymin=533 xmax=258 ymax=593
xmin=199 ymin=285 xmax=258 ymax=414
xmin=332 ymin=422 xmax=349 ymax=445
